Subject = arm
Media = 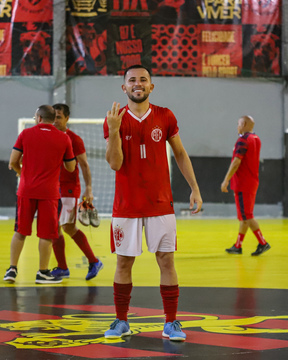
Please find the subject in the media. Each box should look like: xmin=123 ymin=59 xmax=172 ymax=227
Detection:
xmin=168 ymin=134 xmax=203 ymax=214
xmin=9 ymin=149 xmax=23 ymax=176
xmin=77 ymin=152 xmax=93 ymax=203
xmin=105 ymin=102 xmax=126 ymax=171
xmin=221 ymin=157 xmax=242 ymax=192
xmin=64 ymin=158 xmax=76 ymax=173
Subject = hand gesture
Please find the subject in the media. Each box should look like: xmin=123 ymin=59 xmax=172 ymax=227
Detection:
xmin=107 ymin=102 xmax=126 ymax=133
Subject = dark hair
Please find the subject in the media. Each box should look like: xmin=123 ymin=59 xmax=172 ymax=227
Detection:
xmin=124 ymin=65 xmax=151 ymax=79
xmin=37 ymin=105 xmax=56 ymax=122
xmin=53 ymin=103 xmax=70 ymax=117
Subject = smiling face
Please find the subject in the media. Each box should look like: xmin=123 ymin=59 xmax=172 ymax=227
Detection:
xmin=122 ymin=67 xmax=154 ymax=104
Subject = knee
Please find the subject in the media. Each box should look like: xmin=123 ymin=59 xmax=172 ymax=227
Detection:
xmin=240 ymin=220 xmax=248 ymax=227
xmin=156 ymin=252 xmax=174 ymax=271
xmin=62 ymin=224 xmax=76 ymax=237
xmin=117 ymin=256 xmax=135 ymax=272
xmin=15 ymin=232 xmax=26 ymax=241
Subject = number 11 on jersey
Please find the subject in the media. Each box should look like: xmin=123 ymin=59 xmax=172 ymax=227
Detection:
xmin=140 ymin=144 xmax=146 ymax=159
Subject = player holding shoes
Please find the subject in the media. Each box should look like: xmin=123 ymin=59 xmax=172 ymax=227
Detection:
xmin=51 ymin=104 xmax=103 ymax=281
xmin=3 ymin=105 xmax=76 ymax=284
xmin=78 ymin=199 xmax=100 ymax=228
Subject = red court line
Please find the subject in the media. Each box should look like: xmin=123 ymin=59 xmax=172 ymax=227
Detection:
xmin=138 ymin=330 xmax=288 ymax=350
xmin=38 ymin=343 xmax=180 ymax=358
xmin=0 ymin=330 xmax=21 ymax=342
xmin=0 ymin=310 xmax=60 ymax=321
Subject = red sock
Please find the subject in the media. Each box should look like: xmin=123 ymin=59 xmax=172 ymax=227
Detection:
xmin=114 ymin=282 xmax=133 ymax=321
xmin=72 ymin=230 xmax=98 ymax=264
xmin=235 ymin=233 xmax=245 ymax=248
xmin=52 ymin=235 xmax=68 ymax=270
xmin=160 ymin=284 xmax=179 ymax=323
xmin=253 ymin=229 xmax=267 ymax=245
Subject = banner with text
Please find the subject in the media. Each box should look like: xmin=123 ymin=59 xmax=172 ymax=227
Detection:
xmin=0 ymin=0 xmax=281 ymax=77
xmin=66 ymin=0 xmax=281 ymax=77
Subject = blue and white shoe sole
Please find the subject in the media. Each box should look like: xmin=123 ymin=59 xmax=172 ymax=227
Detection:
xmin=162 ymin=332 xmax=186 ymax=341
xmin=105 ymin=330 xmax=132 ymax=338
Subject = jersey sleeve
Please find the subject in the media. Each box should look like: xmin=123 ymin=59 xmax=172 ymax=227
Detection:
xmin=63 ymin=135 xmax=76 ymax=161
xmin=13 ymin=131 xmax=24 ymax=152
xmin=234 ymin=137 xmax=248 ymax=159
xmin=72 ymin=134 xmax=86 ymax=157
xmin=166 ymin=109 xmax=179 ymax=139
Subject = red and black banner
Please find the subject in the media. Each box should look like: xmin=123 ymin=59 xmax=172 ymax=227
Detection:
xmin=0 ymin=0 xmax=281 ymax=77
xmin=66 ymin=0 xmax=282 ymax=77
xmin=0 ymin=0 xmax=53 ymax=76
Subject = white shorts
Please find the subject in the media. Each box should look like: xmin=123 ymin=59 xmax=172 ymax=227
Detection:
xmin=59 ymin=197 xmax=78 ymax=226
xmin=110 ymin=214 xmax=177 ymax=256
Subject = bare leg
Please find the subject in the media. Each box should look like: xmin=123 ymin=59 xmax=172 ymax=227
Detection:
xmin=62 ymin=223 xmax=78 ymax=237
xmin=246 ymin=218 xmax=260 ymax=232
xmin=155 ymin=251 xmax=178 ymax=285
xmin=10 ymin=232 xmax=26 ymax=266
xmin=114 ymin=255 xmax=135 ymax=283
xmin=239 ymin=220 xmax=249 ymax=234
xmin=39 ymin=238 xmax=52 ymax=270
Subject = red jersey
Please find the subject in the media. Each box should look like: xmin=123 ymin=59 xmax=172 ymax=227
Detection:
xmin=14 ymin=123 xmax=75 ymax=199
xmin=103 ymin=104 xmax=179 ymax=218
xmin=230 ymin=132 xmax=261 ymax=194
xmin=60 ymin=128 xmax=85 ymax=198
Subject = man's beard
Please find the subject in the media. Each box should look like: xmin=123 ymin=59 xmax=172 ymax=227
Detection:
xmin=127 ymin=92 xmax=149 ymax=104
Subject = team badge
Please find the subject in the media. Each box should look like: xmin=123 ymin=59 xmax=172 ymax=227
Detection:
xmin=114 ymin=225 xmax=124 ymax=247
xmin=151 ymin=127 xmax=162 ymax=142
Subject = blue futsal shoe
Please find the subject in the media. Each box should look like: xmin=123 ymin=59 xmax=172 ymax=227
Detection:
xmin=162 ymin=320 xmax=186 ymax=341
xmin=86 ymin=259 xmax=103 ymax=280
xmin=104 ymin=319 xmax=132 ymax=339
xmin=51 ymin=267 xmax=70 ymax=278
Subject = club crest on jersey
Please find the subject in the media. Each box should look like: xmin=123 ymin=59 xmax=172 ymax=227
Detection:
xmin=114 ymin=225 xmax=124 ymax=247
xmin=151 ymin=127 xmax=162 ymax=142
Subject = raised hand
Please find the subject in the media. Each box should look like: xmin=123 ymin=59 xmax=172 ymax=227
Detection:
xmin=107 ymin=102 xmax=126 ymax=133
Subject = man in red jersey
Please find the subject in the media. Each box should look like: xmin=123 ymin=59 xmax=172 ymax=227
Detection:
xmin=221 ymin=115 xmax=270 ymax=256
xmin=51 ymin=104 xmax=103 ymax=281
xmin=103 ymin=65 xmax=202 ymax=341
xmin=3 ymin=105 xmax=76 ymax=284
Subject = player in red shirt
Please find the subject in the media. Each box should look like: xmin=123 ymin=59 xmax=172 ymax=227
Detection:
xmin=51 ymin=104 xmax=103 ymax=281
xmin=103 ymin=65 xmax=202 ymax=341
xmin=221 ymin=115 xmax=270 ymax=256
xmin=3 ymin=105 xmax=76 ymax=284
